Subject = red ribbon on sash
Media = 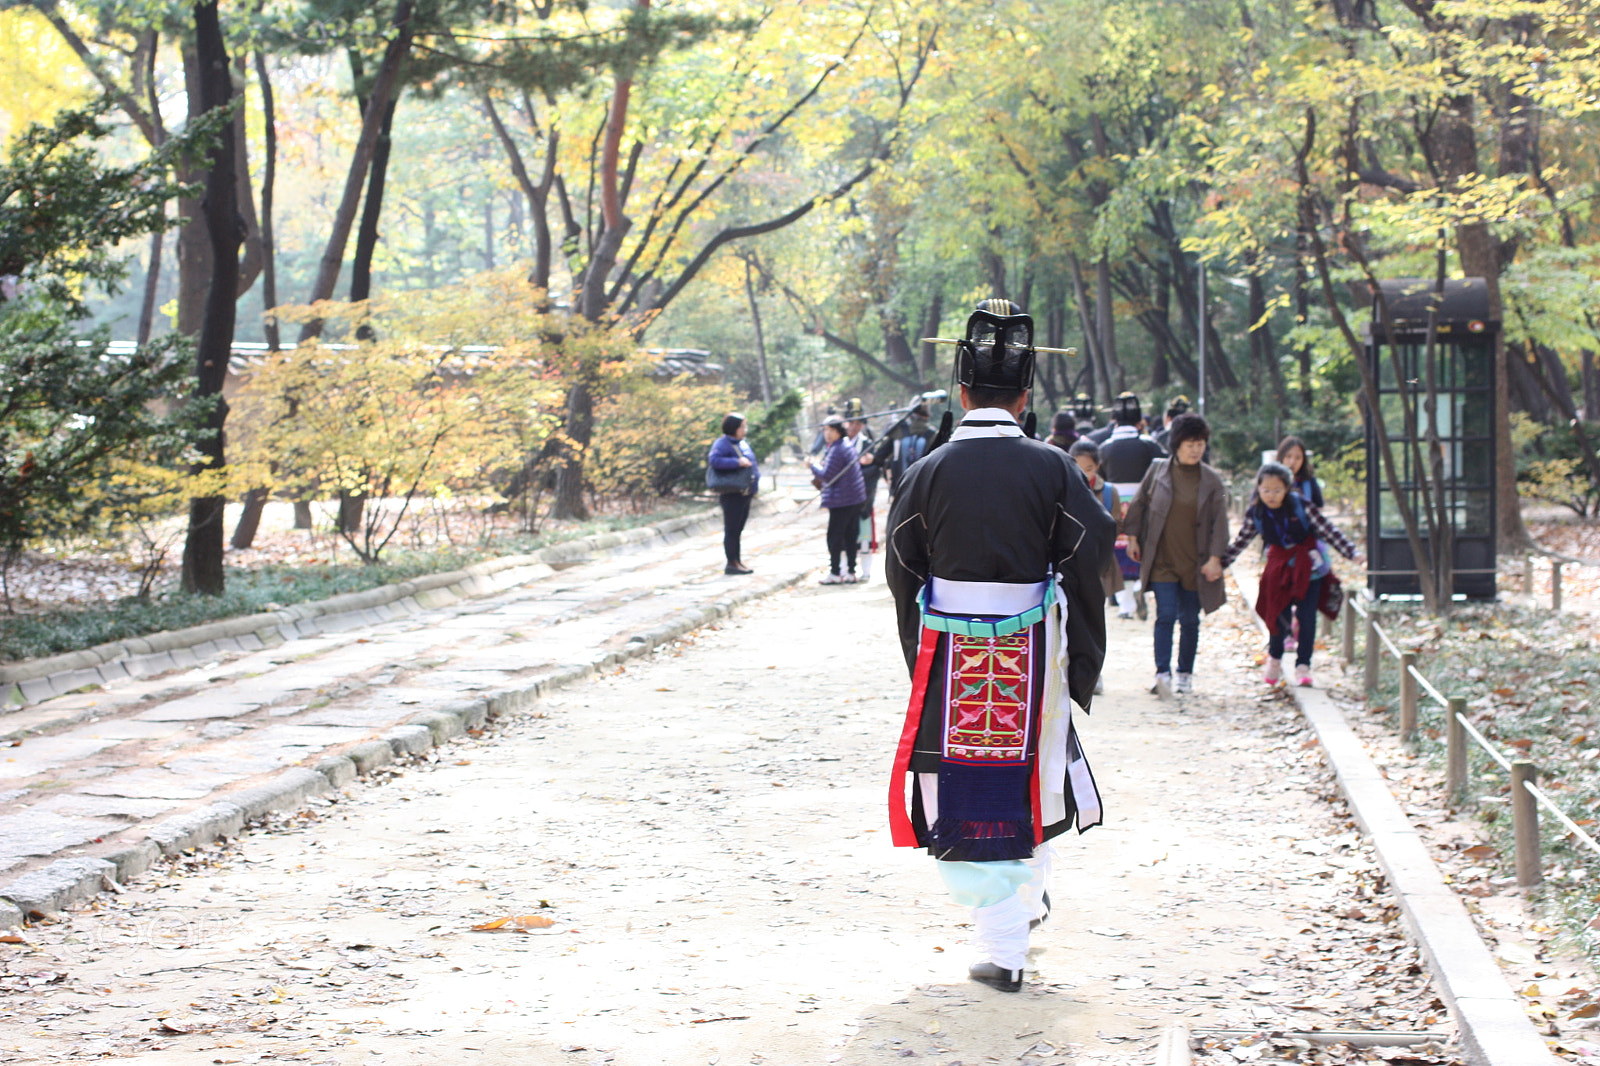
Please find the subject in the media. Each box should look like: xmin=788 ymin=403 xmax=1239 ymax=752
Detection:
xmin=888 ymin=627 xmax=939 ymax=846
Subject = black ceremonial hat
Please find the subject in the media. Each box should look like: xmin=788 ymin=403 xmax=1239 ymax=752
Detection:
xmin=957 ymin=298 xmax=1035 ymax=391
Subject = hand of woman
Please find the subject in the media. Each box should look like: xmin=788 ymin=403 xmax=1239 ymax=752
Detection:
xmin=738 ymin=457 xmax=752 ymax=467
xmin=1200 ymin=556 xmax=1223 ymax=582
xmin=1125 ymin=536 xmax=1141 ymax=563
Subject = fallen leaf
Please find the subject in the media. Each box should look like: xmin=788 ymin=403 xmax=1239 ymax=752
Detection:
xmin=1570 ymin=1003 xmax=1600 ymax=1019
xmin=472 ymin=915 xmax=555 ymax=932
xmin=0 ymin=934 xmax=25 ymax=944
xmin=1462 ymin=844 xmax=1498 ymax=860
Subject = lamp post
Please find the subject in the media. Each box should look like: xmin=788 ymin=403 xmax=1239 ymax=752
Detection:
xmin=1197 ymin=258 xmax=1207 ymax=417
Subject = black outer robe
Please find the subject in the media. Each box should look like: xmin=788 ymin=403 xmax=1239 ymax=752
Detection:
xmin=885 ymin=427 xmax=1116 ymax=845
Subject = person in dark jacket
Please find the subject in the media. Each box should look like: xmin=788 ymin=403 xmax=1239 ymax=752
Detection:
xmin=1045 ymin=409 xmax=1077 ymax=452
xmin=1222 ymin=462 xmax=1358 ymax=687
xmin=811 ymin=416 xmax=867 ymax=583
xmin=707 ymin=412 xmax=759 ymax=575
xmin=1099 ymin=394 xmax=1167 ymax=486
xmin=887 ymin=297 xmax=1114 ymax=994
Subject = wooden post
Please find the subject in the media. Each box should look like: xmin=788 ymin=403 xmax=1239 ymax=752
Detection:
xmin=1446 ymin=697 xmax=1468 ymax=805
xmin=1512 ymin=760 xmax=1542 ymax=887
xmin=1399 ymin=651 xmax=1418 ymax=743
xmin=1522 ymin=554 xmax=1534 ymax=595
xmin=1341 ymin=598 xmax=1356 ymax=665
xmin=1363 ymin=607 xmax=1379 ymax=698
xmin=1552 ymin=561 xmax=1563 ymax=611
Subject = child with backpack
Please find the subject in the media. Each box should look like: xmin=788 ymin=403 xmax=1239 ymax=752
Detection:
xmin=1221 ymin=462 xmax=1360 ymax=687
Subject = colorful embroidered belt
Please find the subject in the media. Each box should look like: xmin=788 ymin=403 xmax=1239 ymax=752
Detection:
xmin=918 ymin=582 xmax=1053 ymax=639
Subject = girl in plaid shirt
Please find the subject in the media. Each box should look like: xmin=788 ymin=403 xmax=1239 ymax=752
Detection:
xmin=1222 ymin=462 xmax=1359 ymax=687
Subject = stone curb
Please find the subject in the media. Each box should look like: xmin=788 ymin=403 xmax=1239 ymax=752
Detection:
xmin=1287 ymin=683 xmax=1559 ymax=1066
xmin=0 ymin=559 xmax=813 ymax=926
xmin=0 ymin=506 xmax=738 ymax=708
xmin=1224 ymin=569 xmax=1558 ymax=1066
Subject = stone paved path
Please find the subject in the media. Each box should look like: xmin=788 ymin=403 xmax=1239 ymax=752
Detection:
xmin=0 ymin=568 xmax=1463 ymax=1065
xmin=0 ymin=499 xmax=829 ymax=911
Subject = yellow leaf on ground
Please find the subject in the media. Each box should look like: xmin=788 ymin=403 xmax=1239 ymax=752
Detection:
xmin=472 ymin=915 xmax=554 ymax=932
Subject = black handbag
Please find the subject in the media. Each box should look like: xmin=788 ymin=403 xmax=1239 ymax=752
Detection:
xmin=706 ymin=460 xmax=754 ymax=494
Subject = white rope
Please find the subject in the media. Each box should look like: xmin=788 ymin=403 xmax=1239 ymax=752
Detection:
xmin=1407 ymin=664 xmax=1448 ymax=708
xmin=1525 ymin=782 xmax=1600 ymax=861
xmin=1450 ymin=706 xmax=1514 ymax=773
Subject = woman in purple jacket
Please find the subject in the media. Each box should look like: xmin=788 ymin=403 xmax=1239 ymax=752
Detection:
xmin=708 ymin=412 xmax=759 ymax=575
xmin=811 ymin=415 xmax=868 ymax=584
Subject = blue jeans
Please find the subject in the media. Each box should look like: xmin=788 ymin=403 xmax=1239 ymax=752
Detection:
xmin=1269 ymin=576 xmax=1323 ymax=667
xmin=1151 ymin=581 xmax=1201 ymax=675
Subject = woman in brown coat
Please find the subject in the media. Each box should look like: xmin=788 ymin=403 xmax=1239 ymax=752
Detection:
xmin=1121 ymin=413 xmax=1230 ymax=697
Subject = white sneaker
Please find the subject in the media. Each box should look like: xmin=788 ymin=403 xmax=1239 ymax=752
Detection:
xmin=1151 ymin=672 xmax=1173 ymax=699
xmin=819 ymin=573 xmax=844 ymax=585
xmin=1094 ymin=676 xmax=1105 ymax=694
xmin=1175 ymin=673 xmax=1193 ymax=694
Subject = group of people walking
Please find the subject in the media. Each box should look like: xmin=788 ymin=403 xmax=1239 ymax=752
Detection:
xmin=704 ymin=296 xmax=1364 ymax=998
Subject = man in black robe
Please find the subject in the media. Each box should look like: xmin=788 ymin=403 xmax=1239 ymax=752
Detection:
xmin=886 ymin=298 xmax=1114 ymax=992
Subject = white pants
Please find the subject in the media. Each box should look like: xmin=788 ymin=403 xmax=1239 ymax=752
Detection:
xmin=937 ymin=844 xmax=1054 ymax=970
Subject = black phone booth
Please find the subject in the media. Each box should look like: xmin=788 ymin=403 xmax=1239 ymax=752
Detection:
xmin=1364 ymin=278 xmax=1498 ymax=599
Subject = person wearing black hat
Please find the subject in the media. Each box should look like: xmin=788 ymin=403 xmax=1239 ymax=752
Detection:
xmin=1151 ymin=395 xmax=1191 ymax=451
xmin=1070 ymin=392 xmax=1097 ymax=437
xmin=885 ymin=298 xmax=1114 ymax=994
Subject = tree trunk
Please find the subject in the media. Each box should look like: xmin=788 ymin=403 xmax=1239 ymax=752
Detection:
xmin=919 ymin=290 xmax=942 ymax=376
xmin=552 ymin=382 xmax=593 ymax=521
xmin=980 ymin=244 xmax=1007 ymax=301
xmin=1584 ymin=348 xmax=1599 ymax=420
xmin=137 ymin=228 xmax=162 ymax=346
xmin=482 ymin=90 xmax=558 ymax=293
xmin=1431 ymin=90 xmax=1532 ymax=549
xmin=1249 ymin=267 xmax=1288 ymax=410
xmin=350 ymin=96 xmax=398 ymax=308
xmin=1095 ymin=259 xmax=1122 ymax=393
xmin=1294 ymin=230 xmax=1312 ymax=406
xmin=255 ymin=51 xmax=280 ymax=352
xmin=231 ymin=52 xmax=279 ymax=552
xmin=298 ymin=0 xmax=414 ymax=342
xmin=744 ymin=258 xmax=772 ymax=405
xmin=232 ymin=54 xmax=263 ymax=297
xmin=1150 ymin=267 xmax=1171 ymax=389
xmin=231 ymin=487 xmax=268 ymax=549
xmin=1067 ymin=254 xmax=1102 ymax=403
xmin=181 ymin=0 xmax=241 ymax=597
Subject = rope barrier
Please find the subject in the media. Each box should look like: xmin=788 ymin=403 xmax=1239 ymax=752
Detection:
xmin=1450 ymin=707 xmax=1514 ymax=773
xmin=1525 ymin=782 xmax=1600 ymax=860
xmin=1407 ymin=664 xmax=1449 ymax=708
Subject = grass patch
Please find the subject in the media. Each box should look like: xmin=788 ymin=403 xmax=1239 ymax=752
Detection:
xmin=0 ymin=501 xmax=709 ymax=663
xmin=1358 ymin=601 xmax=1600 ymax=963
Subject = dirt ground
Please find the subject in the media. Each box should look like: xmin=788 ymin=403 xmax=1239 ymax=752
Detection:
xmin=0 ymin=565 xmax=1505 ymax=1065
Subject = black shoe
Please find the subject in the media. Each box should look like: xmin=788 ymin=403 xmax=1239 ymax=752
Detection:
xmin=968 ymin=962 xmax=1023 ymax=992
xmin=1030 ymin=890 xmax=1051 ymax=931
xmin=724 ymin=563 xmax=753 ymax=575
